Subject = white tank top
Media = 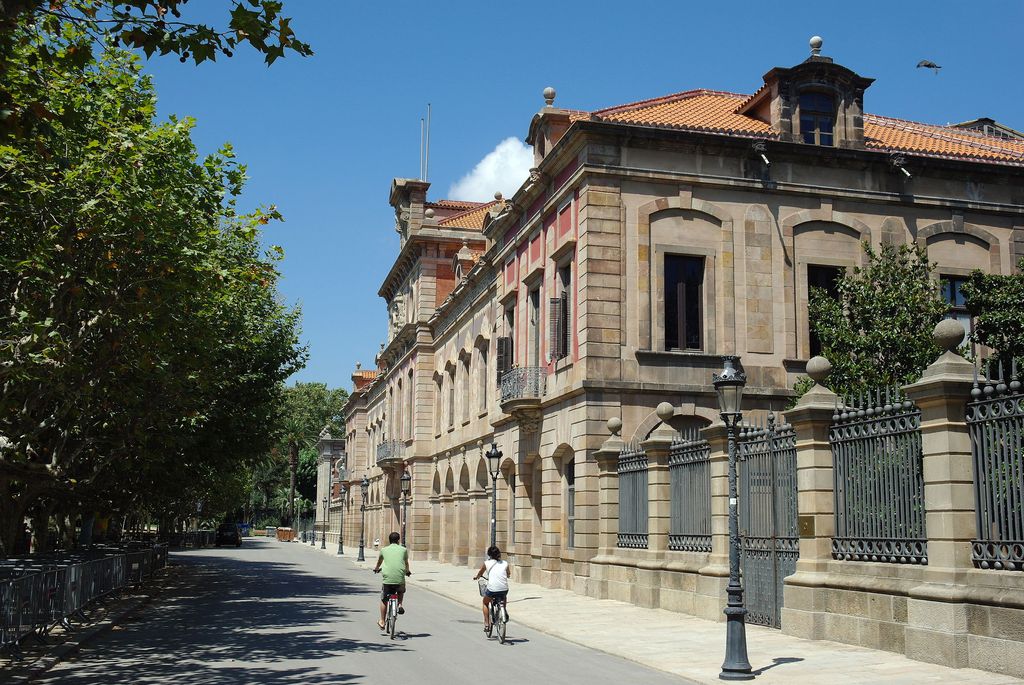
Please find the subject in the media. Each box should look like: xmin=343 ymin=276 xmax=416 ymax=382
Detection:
xmin=484 ymin=559 xmax=509 ymax=592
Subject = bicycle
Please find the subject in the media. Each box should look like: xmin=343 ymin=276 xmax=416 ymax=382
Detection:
xmin=487 ymin=593 xmax=509 ymax=644
xmin=383 ymin=587 xmax=400 ymax=639
xmin=375 ymin=569 xmax=410 ymax=640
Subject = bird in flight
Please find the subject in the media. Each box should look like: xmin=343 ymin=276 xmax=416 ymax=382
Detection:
xmin=917 ymin=60 xmax=942 ymax=73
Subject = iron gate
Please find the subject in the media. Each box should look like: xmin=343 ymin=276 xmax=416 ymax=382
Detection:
xmin=738 ymin=413 xmax=798 ymax=628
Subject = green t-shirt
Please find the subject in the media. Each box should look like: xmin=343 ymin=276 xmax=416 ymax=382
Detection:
xmin=379 ymin=544 xmax=408 ymax=585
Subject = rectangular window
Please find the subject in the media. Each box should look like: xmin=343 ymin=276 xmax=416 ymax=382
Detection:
xmin=434 ymin=379 xmax=442 ymax=435
xmin=940 ymin=275 xmax=972 ymax=350
xmin=566 ymin=459 xmax=575 ymax=549
xmin=665 ymin=255 xmax=704 ymax=351
xmin=508 ymin=473 xmax=516 ymax=545
xmin=461 ymin=359 xmax=470 ymax=423
xmin=807 ymin=265 xmax=843 ymax=357
xmin=529 ymin=288 xmax=541 ymax=366
xmin=478 ymin=347 xmax=488 ymax=412
xmin=447 ymin=372 xmax=455 ymax=428
xmin=800 ymin=92 xmax=835 ymax=147
xmin=550 ymin=264 xmax=571 ymax=360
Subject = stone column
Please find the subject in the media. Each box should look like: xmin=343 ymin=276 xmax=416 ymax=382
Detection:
xmin=902 ymin=320 xmax=977 ymax=668
xmin=696 ymin=421 xmax=729 ymax=621
xmin=640 ymin=403 xmax=677 ymax=555
xmin=780 ymin=356 xmax=838 ymax=639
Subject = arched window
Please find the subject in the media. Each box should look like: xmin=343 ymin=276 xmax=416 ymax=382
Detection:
xmin=799 ymin=92 xmax=835 ymax=146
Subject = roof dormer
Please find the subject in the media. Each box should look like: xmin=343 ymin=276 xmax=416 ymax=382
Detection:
xmin=526 ymin=87 xmax=576 ymax=167
xmin=737 ymin=36 xmax=874 ymax=149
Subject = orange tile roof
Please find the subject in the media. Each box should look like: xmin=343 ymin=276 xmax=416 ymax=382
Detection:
xmin=584 ymin=89 xmax=1024 ymax=166
xmin=592 ymin=90 xmax=771 ymax=137
xmin=426 ymin=199 xmax=484 ymax=210
xmin=438 ymin=200 xmax=500 ymax=229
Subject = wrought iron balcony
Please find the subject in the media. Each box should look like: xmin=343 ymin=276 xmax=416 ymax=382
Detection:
xmin=499 ymin=366 xmax=546 ymax=419
xmin=375 ymin=439 xmax=405 ymax=468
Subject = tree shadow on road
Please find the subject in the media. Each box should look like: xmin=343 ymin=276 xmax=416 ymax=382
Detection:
xmin=35 ymin=540 xmax=403 ymax=685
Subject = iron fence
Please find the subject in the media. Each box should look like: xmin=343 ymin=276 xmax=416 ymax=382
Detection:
xmin=617 ymin=441 xmax=649 ymax=549
xmin=968 ymin=360 xmax=1024 ymax=571
xmin=0 ymin=544 xmax=168 ymax=659
xmin=738 ymin=413 xmax=798 ymax=628
xmin=830 ymin=387 xmax=927 ymax=564
xmin=499 ymin=366 xmax=546 ymax=404
xmin=668 ymin=429 xmax=712 ymax=552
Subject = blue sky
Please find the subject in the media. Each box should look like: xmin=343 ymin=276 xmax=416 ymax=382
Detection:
xmin=142 ymin=1 xmax=1024 ymax=390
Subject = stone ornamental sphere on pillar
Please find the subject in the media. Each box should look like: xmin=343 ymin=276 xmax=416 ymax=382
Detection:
xmin=806 ymin=356 xmax=832 ymax=384
xmin=656 ymin=402 xmax=675 ymax=423
xmin=607 ymin=417 xmax=622 ymax=436
xmin=810 ymin=35 xmax=823 ymax=55
xmin=543 ymin=86 xmax=556 ymax=106
xmin=933 ymin=318 xmax=966 ymax=352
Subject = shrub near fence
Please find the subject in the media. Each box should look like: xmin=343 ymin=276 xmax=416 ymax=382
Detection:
xmin=0 ymin=543 xmax=168 ymax=660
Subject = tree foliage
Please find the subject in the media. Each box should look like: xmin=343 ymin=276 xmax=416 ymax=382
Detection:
xmin=963 ymin=259 xmax=1024 ymax=362
xmin=806 ymin=242 xmax=948 ymax=398
xmin=0 ymin=28 xmax=305 ymax=552
xmin=0 ymin=1 xmax=310 ymax=140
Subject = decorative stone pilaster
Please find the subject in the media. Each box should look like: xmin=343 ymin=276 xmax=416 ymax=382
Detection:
xmin=780 ymin=355 xmax=838 ymax=640
xmin=640 ymin=403 xmax=676 ymax=554
xmin=902 ymin=320 xmax=976 ymax=669
xmin=592 ymin=418 xmax=624 ymax=559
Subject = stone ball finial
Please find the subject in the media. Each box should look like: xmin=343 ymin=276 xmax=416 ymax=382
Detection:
xmin=424 ymin=207 xmax=435 ymax=219
xmin=356 ymin=362 xmax=361 ymax=370
xmin=806 ymin=355 xmax=832 ymax=384
xmin=656 ymin=402 xmax=675 ymax=424
xmin=607 ymin=417 xmax=622 ymax=436
xmin=543 ymin=86 xmax=556 ymax=106
xmin=933 ymin=318 xmax=965 ymax=353
xmin=494 ymin=191 xmax=503 ymax=201
xmin=810 ymin=36 xmax=823 ymax=55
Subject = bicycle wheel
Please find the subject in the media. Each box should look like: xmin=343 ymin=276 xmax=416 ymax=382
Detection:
xmin=389 ymin=600 xmax=398 ymax=639
xmin=497 ymin=605 xmax=507 ymax=644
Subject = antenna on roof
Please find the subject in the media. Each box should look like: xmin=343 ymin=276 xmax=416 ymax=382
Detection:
xmin=419 ymin=117 xmax=425 ymax=180
xmin=424 ymin=103 xmax=432 ymax=183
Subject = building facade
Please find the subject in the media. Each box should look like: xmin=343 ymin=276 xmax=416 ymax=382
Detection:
xmin=321 ymin=38 xmax=1024 ymax=672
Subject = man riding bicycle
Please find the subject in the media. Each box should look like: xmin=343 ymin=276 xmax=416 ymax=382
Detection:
xmin=373 ymin=531 xmax=411 ymax=630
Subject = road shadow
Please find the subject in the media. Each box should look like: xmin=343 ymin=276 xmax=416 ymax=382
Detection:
xmin=35 ymin=540 xmax=402 ymax=685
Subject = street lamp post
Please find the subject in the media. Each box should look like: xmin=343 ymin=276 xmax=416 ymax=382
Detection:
xmin=320 ymin=496 xmax=328 ymax=550
xmin=713 ymin=355 xmax=753 ymax=681
xmin=357 ymin=475 xmax=369 ymax=562
xmin=337 ymin=484 xmax=346 ymax=556
xmin=400 ymin=468 xmax=412 ymax=546
xmin=486 ymin=442 xmax=503 ymax=549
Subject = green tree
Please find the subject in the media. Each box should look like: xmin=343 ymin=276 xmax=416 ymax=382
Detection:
xmin=805 ymin=242 xmax=948 ymax=398
xmin=273 ymin=382 xmax=347 ymax=525
xmin=1 ymin=1 xmax=311 ymax=140
xmin=963 ymin=259 xmax=1024 ymax=362
xmin=0 ymin=32 xmax=305 ymax=552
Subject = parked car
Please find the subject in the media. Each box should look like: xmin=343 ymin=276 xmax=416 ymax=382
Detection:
xmin=215 ymin=523 xmax=242 ymax=547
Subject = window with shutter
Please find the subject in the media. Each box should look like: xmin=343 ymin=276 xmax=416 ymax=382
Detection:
xmin=549 ymin=296 xmax=562 ymax=362
xmin=496 ymin=336 xmax=512 ymax=383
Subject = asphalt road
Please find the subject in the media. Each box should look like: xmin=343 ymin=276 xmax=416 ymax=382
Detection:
xmin=37 ymin=539 xmax=688 ymax=684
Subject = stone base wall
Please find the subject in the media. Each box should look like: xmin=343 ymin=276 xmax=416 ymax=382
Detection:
xmin=783 ymin=565 xmax=1024 ymax=679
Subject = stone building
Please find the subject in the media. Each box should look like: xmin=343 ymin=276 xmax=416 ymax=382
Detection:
xmin=321 ymin=38 xmax=1024 ymax=672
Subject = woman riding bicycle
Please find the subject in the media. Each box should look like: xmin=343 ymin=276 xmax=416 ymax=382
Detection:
xmin=473 ymin=545 xmax=511 ymax=634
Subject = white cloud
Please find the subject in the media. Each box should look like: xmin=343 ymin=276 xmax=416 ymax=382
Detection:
xmin=448 ymin=137 xmax=532 ymax=202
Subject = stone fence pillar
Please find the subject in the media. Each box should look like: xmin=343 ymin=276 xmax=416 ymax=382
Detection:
xmin=640 ymin=403 xmax=677 ymax=555
xmin=781 ymin=356 xmax=838 ymax=639
xmin=592 ymin=418 xmax=624 ymax=559
xmin=902 ymin=320 xmax=977 ymax=667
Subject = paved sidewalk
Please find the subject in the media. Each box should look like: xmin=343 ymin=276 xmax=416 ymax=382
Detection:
xmin=301 ymin=541 xmax=1020 ymax=685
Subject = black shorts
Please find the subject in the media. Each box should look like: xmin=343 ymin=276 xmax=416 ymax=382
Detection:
xmin=485 ymin=589 xmax=508 ymax=601
xmin=381 ymin=584 xmax=405 ymax=602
